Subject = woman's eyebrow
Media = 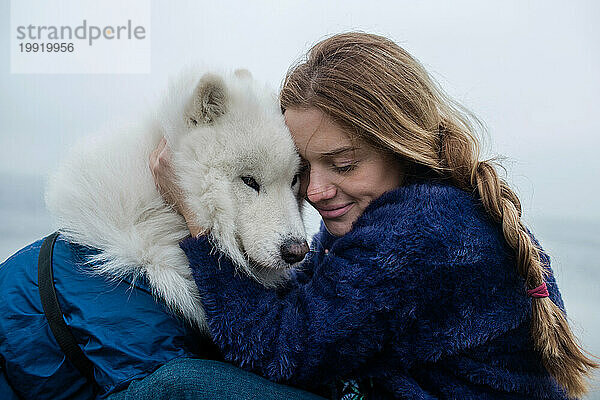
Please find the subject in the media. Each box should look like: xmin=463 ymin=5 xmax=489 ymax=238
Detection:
xmin=319 ymin=146 xmax=357 ymax=158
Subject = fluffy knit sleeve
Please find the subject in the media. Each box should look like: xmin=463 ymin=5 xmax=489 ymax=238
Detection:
xmin=179 ymin=230 xmax=409 ymax=387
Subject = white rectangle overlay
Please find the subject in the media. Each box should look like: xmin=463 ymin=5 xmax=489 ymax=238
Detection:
xmin=10 ymin=0 xmax=151 ymax=74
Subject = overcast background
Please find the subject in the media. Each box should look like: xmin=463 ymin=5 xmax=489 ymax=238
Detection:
xmin=1 ymin=0 xmax=599 ymax=396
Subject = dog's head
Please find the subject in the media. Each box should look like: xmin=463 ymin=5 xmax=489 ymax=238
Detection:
xmin=158 ymin=68 xmax=308 ymax=285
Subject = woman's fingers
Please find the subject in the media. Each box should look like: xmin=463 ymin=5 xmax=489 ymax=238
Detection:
xmin=148 ymin=137 xmax=207 ymax=237
xmin=151 ymin=138 xmax=167 ymax=172
xmin=157 ymin=137 xmax=168 ymax=165
xmin=150 ymin=138 xmax=165 ymax=190
xmin=150 ymin=137 xmax=175 ymax=200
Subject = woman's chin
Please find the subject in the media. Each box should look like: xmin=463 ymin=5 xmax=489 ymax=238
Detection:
xmin=323 ymin=219 xmax=353 ymax=237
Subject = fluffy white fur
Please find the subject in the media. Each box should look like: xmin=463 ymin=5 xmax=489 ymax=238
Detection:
xmin=45 ymin=67 xmax=306 ymax=330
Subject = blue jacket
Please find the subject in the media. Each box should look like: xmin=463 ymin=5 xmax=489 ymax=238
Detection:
xmin=0 ymin=235 xmax=215 ymax=399
xmin=180 ymin=182 xmax=570 ymax=399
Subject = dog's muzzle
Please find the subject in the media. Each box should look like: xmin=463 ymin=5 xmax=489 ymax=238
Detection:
xmin=280 ymin=238 xmax=309 ymax=264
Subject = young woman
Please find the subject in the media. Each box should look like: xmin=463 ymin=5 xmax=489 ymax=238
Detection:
xmin=123 ymin=32 xmax=597 ymax=399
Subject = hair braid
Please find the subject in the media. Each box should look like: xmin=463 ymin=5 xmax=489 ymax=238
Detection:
xmin=441 ymin=125 xmax=598 ymax=397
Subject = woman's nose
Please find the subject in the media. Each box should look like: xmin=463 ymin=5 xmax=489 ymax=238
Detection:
xmin=305 ymin=170 xmax=336 ymax=203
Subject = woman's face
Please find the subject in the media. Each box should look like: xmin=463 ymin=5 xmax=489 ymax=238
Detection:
xmin=285 ymin=107 xmax=405 ymax=237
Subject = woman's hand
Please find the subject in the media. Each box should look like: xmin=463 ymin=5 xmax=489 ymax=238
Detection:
xmin=149 ymin=137 xmax=206 ymax=237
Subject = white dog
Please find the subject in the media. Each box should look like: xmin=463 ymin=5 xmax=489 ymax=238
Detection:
xmin=45 ymin=68 xmax=308 ymax=329
xmin=0 ymin=67 xmax=309 ymax=398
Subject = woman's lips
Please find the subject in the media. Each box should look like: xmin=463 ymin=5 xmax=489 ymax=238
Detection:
xmin=316 ymin=203 xmax=354 ymax=219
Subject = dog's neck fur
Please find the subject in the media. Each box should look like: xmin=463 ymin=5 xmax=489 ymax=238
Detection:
xmin=45 ymin=118 xmax=208 ymax=330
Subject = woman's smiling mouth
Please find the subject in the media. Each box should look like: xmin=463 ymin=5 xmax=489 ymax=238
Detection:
xmin=315 ymin=203 xmax=354 ymax=219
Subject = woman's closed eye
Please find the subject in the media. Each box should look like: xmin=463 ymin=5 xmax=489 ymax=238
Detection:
xmin=332 ymin=161 xmax=358 ymax=173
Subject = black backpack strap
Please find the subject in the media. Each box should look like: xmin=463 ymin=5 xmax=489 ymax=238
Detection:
xmin=37 ymin=232 xmax=98 ymax=390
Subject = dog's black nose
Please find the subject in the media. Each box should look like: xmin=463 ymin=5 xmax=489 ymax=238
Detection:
xmin=280 ymin=239 xmax=309 ymax=264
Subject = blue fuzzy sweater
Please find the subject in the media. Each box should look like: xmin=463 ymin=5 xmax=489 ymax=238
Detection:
xmin=180 ymin=183 xmax=569 ymax=399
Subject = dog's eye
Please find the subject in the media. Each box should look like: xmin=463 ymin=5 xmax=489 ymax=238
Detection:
xmin=189 ymin=118 xmax=198 ymax=126
xmin=241 ymin=176 xmax=260 ymax=193
xmin=291 ymin=174 xmax=298 ymax=187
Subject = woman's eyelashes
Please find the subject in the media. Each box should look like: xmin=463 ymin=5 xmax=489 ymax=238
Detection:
xmin=296 ymin=159 xmax=359 ymax=177
xmin=332 ymin=161 xmax=358 ymax=173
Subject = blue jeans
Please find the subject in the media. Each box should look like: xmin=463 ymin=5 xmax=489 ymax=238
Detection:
xmin=108 ymin=358 xmax=327 ymax=400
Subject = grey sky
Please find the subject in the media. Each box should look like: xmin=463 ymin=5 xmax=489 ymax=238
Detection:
xmin=1 ymin=0 xmax=599 ymax=224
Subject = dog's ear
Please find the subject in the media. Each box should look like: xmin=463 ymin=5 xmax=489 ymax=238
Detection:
xmin=234 ymin=68 xmax=252 ymax=80
xmin=185 ymin=73 xmax=227 ymax=127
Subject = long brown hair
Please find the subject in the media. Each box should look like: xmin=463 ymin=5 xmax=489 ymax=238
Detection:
xmin=280 ymin=31 xmax=597 ymax=397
